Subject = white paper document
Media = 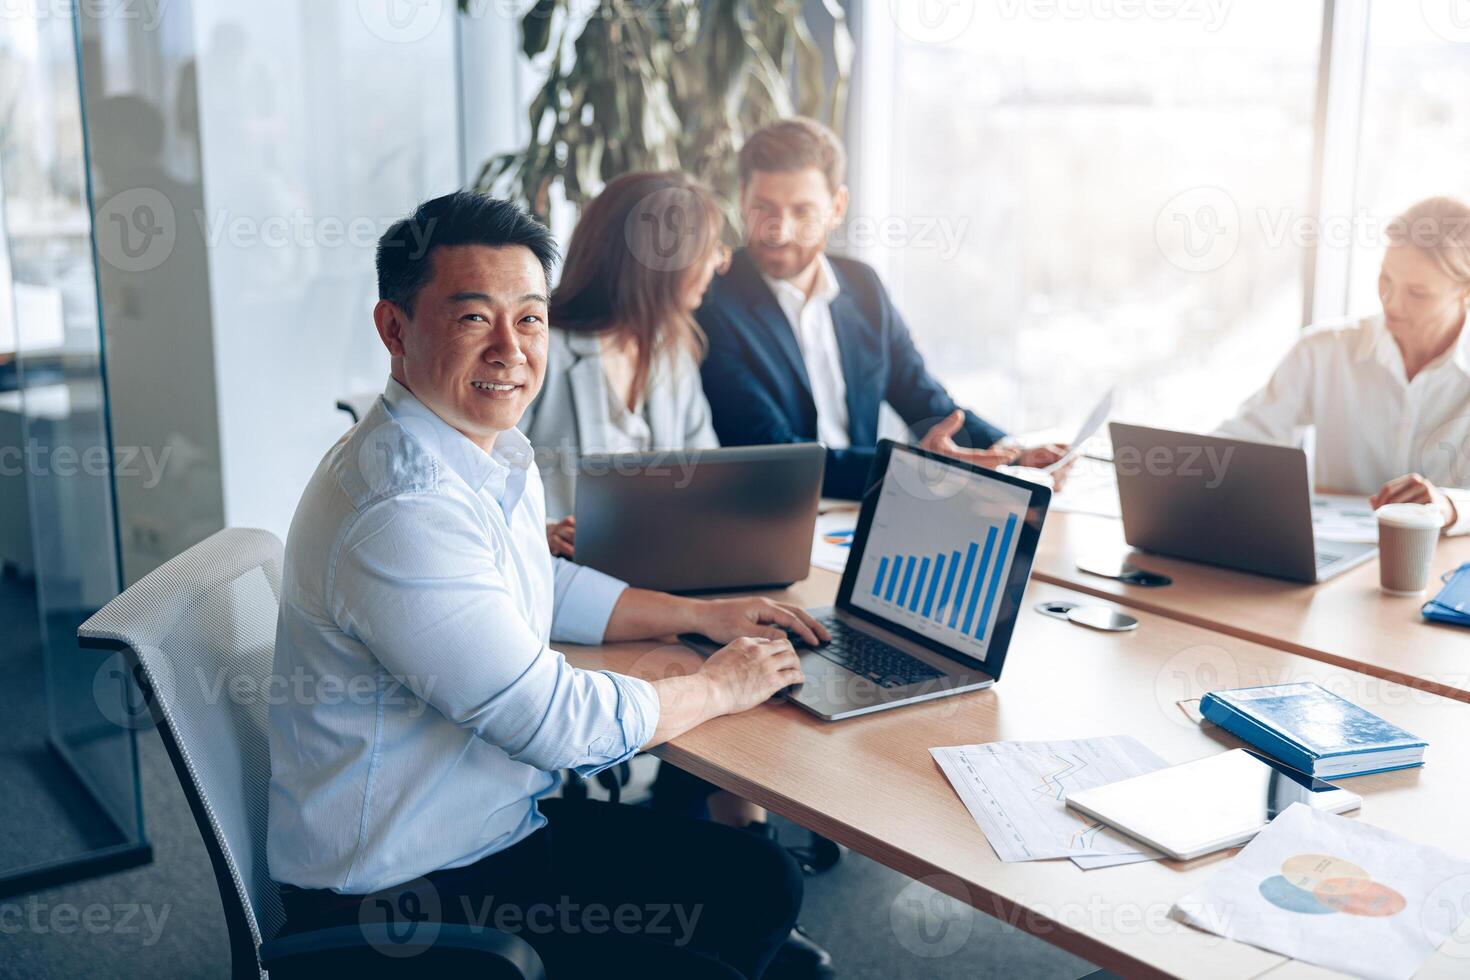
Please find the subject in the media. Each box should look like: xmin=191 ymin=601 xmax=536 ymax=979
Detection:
xmin=1312 ymin=493 xmax=1378 ymax=544
xmin=1172 ymin=803 xmax=1470 ymax=980
xmin=931 ymin=736 xmax=1167 ymax=864
xmin=810 ymin=511 xmax=857 ymax=573
xmin=1044 ymin=388 xmax=1114 ymax=474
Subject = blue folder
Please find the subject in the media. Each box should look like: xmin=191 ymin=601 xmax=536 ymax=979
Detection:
xmin=1423 ymin=561 xmax=1470 ymax=628
xmin=1199 ymin=682 xmax=1426 ymax=779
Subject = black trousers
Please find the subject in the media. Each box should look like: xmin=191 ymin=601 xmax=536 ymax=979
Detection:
xmin=278 ymin=798 xmax=803 ymax=979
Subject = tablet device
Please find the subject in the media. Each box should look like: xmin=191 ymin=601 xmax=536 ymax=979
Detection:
xmin=1064 ymin=748 xmax=1361 ymax=861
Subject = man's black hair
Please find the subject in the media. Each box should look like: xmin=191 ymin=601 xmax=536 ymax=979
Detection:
xmin=375 ymin=191 xmax=559 ymax=315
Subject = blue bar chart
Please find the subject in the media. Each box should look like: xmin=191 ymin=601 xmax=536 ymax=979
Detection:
xmin=863 ymin=513 xmax=1019 ymax=645
xmin=851 ymin=447 xmax=1035 ymax=654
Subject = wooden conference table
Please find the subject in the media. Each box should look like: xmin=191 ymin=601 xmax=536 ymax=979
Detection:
xmin=562 ymin=569 xmax=1470 ymax=979
xmin=1031 ymin=511 xmax=1470 ymax=703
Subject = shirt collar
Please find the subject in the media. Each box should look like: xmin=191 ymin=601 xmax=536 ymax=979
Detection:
xmin=381 ymin=377 xmax=533 ymax=512
xmin=761 ymin=254 xmax=841 ymax=314
xmin=1358 ymin=313 xmax=1470 ymax=380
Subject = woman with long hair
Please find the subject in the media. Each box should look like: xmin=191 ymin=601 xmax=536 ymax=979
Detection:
xmin=522 ymin=171 xmax=730 ymax=545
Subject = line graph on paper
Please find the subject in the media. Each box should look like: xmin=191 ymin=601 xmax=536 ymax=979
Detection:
xmin=930 ymin=737 xmax=1168 ymax=863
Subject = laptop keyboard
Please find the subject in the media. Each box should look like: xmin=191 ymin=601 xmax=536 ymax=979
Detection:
xmin=1315 ymin=550 xmax=1343 ymax=569
xmin=792 ymin=618 xmax=946 ymax=689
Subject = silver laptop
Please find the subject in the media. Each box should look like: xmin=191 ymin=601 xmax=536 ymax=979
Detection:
xmin=574 ymin=443 xmax=824 ymax=593
xmin=684 ymin=440 xmax=1052 ymax=721
xmin=1110 ymin=423 xmax=1377 ymax=584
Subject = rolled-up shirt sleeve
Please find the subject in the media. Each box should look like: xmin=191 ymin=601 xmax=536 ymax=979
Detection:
xmin=329 ymin=491 xmax=657 ymax=774
xmin=550 ymin=557 xmax=627 ymax=644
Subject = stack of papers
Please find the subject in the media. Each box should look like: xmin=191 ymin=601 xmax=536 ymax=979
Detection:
xmin=1173 ymin=803 xmax=1470 ymax=980
xmin=931 ymin=736 xmax=1167 ymax=869
xmin=1311 ymin=494 xmax=1378 ymax=544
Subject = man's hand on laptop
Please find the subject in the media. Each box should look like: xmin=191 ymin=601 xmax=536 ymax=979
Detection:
xmin=704 ymin=636 xmax=807 ymax=715
xmin=642 ymin=634 xmax=807 ymax=746
xmin=692 ymin=597 xmax=830 ymax=648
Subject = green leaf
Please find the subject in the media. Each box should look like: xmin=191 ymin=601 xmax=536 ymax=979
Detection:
xmin=521 ymin=0 xmax=560 ymax=59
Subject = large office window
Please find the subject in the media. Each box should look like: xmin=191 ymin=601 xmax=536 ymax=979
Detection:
xmin=1345 ymin=4 xmax=1470 ymax=315
xmin=856 ymin=3 xmax=1326 ymax=436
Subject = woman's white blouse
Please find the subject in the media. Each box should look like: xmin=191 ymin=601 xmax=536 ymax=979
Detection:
xmin=1216 ymin=313 xmax=1470 ymax=535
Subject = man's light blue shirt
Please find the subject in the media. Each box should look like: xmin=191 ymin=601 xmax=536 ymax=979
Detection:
xmin=267 ymin=377 xmax=659 ymax=894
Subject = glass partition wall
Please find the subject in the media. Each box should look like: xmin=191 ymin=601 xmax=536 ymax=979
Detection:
xmin=0 ymin=9 xmax=149 ymax=894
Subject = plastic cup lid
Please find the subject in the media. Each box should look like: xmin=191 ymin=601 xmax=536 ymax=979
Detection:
xmin=1375 ymin=502 xmax=1445 ymax=530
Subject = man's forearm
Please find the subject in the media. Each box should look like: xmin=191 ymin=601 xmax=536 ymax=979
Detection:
xmin=643 ymin=672 xmax=727 ymax=748
xmin=603 ymin=587 xmax=700 ymax=643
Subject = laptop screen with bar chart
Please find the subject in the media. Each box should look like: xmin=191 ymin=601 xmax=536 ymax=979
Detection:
xmin=836 ymin=440 xmax=1051 ymax=681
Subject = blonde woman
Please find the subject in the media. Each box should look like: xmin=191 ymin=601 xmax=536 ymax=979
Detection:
xmin=1217 ymin=196 xmax=1470 ymax=534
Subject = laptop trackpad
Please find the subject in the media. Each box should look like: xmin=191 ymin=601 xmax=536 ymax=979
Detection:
xmin=786 ymin=648 xmax=887 ymax=708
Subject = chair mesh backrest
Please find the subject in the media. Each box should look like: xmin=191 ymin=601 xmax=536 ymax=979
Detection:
xmin=79 ymin=527 xmax=287 ymax=960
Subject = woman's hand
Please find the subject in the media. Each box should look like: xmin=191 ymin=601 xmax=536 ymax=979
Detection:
xmin=547 ymin=516 xmax=576 ymax=558
xmin=1371 ymin=473 xmax=1457 ymax=530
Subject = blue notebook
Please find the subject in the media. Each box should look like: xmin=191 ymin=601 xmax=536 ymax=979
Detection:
xmin=1199 ymin=683 xmax=1426 ymax=779
xmin=1423 ymin=562 xmax=1470 ymax=628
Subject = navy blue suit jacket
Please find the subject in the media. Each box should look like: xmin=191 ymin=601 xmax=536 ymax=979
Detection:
xmin=697 ymin=249 xmax=1006 ymax=499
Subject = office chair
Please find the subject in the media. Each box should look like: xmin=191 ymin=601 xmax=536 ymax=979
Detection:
xmin=77 ymin=528 xmax=543 ymax=980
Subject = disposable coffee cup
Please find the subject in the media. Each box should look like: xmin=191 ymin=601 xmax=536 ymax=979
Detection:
xmin=1375 ymin=503 xmax=1443 ymax=596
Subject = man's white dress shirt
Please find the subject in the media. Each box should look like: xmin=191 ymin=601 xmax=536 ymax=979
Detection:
xmin=1216 ymin=313 xmax=1470 ymax=535
xmin=762 ymin=255 xmax=850 ymax=449
xmin=267 ymin=377 xmax=658 ymax=894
